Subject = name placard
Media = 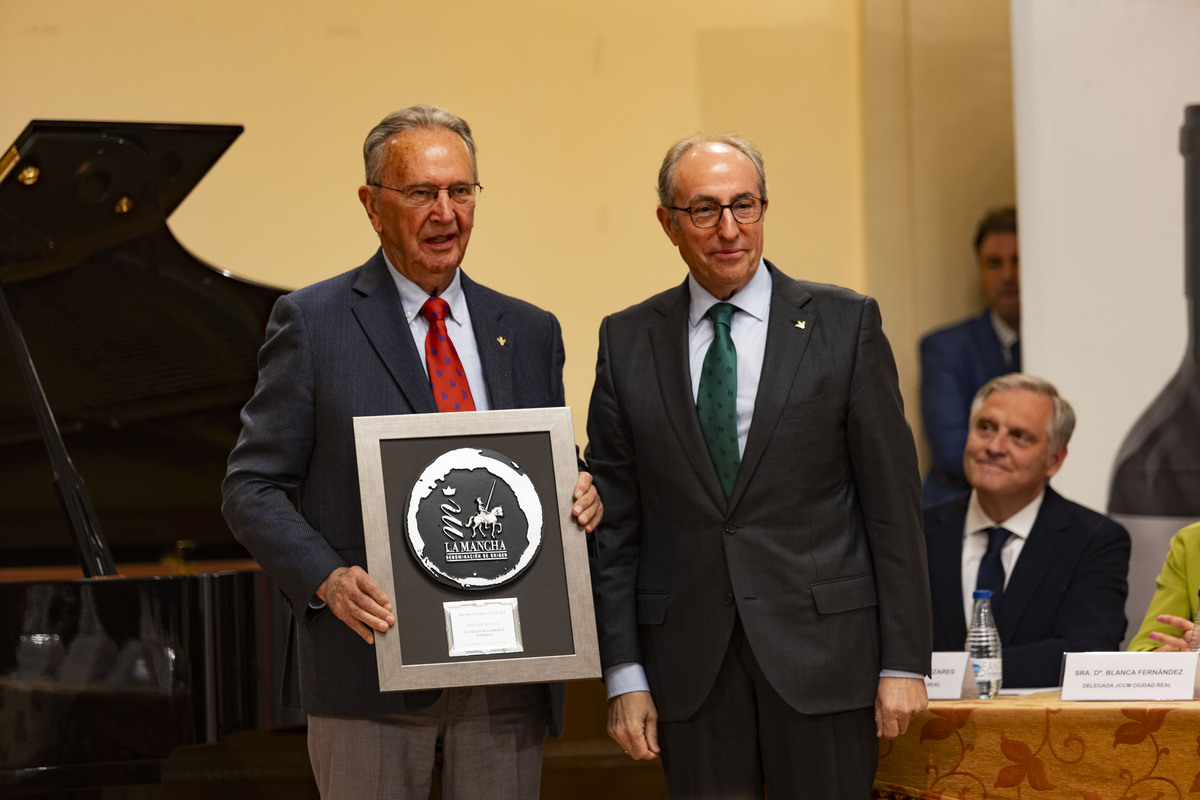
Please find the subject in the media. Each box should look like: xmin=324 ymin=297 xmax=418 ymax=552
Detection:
xmin=1060 ymin=651 xmax=1200 ymax=701
xmin=444 ymin=598 xmax=524 ymax=657
xmin=925 ymin=652 xmax=978 ymax=700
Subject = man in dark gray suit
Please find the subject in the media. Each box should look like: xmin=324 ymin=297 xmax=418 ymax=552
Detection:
xmin=222 ymin=105 xmax=601 ymax=800
xmin=586 ymin=134 xmax=932 ymax=799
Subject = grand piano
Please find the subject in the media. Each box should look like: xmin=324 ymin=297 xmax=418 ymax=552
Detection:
xmin=0 ymin=121 xmax=293 ymax=796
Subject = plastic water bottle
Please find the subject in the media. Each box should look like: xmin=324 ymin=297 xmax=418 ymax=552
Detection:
xmin=967 ymin=589 xmax=1002 ymax=698
xmin=1190 ymin=588 xmax=1200 ymax=652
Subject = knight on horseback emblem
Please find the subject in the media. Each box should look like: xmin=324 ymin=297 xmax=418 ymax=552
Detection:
xmin=466 ymin=482 xmax=504 ymax=538
xmin=405 ymin=447 xmax=544 ymax=590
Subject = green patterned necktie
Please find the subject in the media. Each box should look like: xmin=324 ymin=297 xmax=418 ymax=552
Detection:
xmin=697 ymin=302 xmax=740 ymax=501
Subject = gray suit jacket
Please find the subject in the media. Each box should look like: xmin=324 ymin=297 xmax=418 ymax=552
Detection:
xmin=222 ymin=250 xmax=568 ymax=732
xmin=586 ymin=261 xmax=932 ymax=721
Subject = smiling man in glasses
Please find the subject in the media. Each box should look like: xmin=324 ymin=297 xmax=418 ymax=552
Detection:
xmin=586 ymin=134 xmax=932 ymax=799
xmin=222 ymin=105 xmax=602 ymax=800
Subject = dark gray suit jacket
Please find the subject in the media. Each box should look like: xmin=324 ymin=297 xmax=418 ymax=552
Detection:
xmin=222 ymin=250 xmax=568 ymax=732
xmin=925 ymin=486 xmax=1131 ymax=688
xmin=586 ymin=261 xmax=932 ymax=722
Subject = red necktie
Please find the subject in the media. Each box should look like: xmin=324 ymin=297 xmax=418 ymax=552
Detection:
xmin=419 ymin=297 xmax=476 ymax=412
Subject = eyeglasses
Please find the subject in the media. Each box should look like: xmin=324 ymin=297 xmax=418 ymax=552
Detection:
xmin=667 ymin=196 xmax=765 ymax=228
xmin=370 ymin=182 xmax=483 ymax=207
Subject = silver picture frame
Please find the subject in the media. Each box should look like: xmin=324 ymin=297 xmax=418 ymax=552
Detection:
xmin=353 ymin=407 xmax=600 ymax=691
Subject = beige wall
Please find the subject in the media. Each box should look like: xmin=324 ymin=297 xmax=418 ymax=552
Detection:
xmin=862 ymin=0 xmax=1016 ymax=472
xmin=2 ymin=0 xmax=1013 ymax=463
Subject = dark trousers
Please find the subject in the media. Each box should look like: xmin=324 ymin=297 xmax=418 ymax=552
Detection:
xmin=658 ymin=619 xmax=878 ymax=800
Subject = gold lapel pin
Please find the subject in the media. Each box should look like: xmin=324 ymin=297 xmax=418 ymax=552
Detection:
xmin=497 ymin=336 xmax=507 ymax=346
xmin=795 ymin=320 xmax=806 ymax=329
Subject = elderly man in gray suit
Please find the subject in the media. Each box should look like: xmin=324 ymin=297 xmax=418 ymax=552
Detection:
xmin=222 ymin=105 xmax=601 ymax=800
xmin=586 ymin=133 xmax=932 ymax=799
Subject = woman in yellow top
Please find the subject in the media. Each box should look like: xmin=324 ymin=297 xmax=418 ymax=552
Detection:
xmin=1128 ymin=521 xmax=1200 ymax=651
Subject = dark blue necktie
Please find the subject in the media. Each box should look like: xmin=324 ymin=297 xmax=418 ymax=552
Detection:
xmin=1010 ymin=340 xmax=1022 ymax=372
xmin=975 ymin=526 xmax=1011 ymax=600
xmin=697 ymin=303 xmax=739 ymax=501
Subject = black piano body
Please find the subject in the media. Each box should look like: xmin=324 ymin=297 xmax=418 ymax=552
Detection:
xmin=0 ymin=121 xmax=293 ymax=795
xmin=0 ymin=568 xmax=277 ymax=794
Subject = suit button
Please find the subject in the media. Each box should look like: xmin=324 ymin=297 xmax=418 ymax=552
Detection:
xmin=724 ymin=523 xmax=736 ymax=535
xmin=722 ymin=593 xmax=735 ymax=606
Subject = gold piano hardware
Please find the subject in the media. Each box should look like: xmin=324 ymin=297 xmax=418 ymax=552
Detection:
xmin=0 ymin=145 xmax=20 ymax=184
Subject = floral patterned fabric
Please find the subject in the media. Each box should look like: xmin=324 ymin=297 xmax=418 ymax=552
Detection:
xmin=874 ymin=691 xmax=1200 ymax=799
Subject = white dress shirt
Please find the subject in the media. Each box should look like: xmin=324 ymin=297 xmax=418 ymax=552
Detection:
xmin=960 ymin=488 xmax=1046 ymax=624
xmin=989 ymin=310 xmax=1019 ymax=367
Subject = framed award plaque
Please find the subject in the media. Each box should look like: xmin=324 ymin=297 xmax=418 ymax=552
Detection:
xmin=353 ymin=407 xmax=600 ymax=691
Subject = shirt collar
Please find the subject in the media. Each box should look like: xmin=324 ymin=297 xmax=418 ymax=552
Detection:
xmin=687 ymin=259 xmax=772 ymax=328
xmin=382 ymin=253 xmax=467 ymax=327
xmin=963 ymin=487 xmax=1045 ymax=542
xmin=989 ymin=309 xmax=1019 ymax=350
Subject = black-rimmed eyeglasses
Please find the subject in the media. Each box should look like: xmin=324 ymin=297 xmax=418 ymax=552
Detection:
xmin=667 ymin=196 xmax=765 ymax=228
xmin=370 ymin=182 xmax=483 ymax=207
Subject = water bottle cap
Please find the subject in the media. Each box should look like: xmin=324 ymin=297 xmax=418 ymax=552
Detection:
xmin=973 ymin=590 xmax=992 ymax=599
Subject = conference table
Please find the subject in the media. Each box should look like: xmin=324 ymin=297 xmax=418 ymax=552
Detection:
xmin=874 ymin=690 xmax=1200 ymax=799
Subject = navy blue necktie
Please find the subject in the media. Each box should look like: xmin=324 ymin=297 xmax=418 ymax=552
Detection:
xmin=975 ymin=526 xmax=1011 ymax=600
xmin=1010 ymin=340 xmax=1022 ymax=372
xmin=697 ymin=303 xmax=739 ymax=501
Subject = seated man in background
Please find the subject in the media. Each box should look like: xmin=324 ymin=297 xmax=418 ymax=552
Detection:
xmin=925 ymin=374 xmax=1131 ymax=687
xmin=920 ymin=207 xmax=1020 ymax=506
xmin=1128 ymin=521 xmax=1200 ymax=651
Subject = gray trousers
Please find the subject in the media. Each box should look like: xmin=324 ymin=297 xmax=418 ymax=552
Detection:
xmin=307 ymin=684 xmax=547 ymax=800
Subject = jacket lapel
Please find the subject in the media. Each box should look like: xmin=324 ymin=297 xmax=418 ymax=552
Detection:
xmin=350 ymin=252 xmax=437 ymax=414
xmin=731 ymin=263 xmax=813 ymax=509
xmin=969 ymin=312 xmax=1011 ymax=379
xmin=460 ymin=271 xmax=515 ymax=410
xmin=648 ymin=281 xmax=727 ymax=510
xmin=998 ymin=487 xmax=1068 ymax=641
xmin=928 ymin=499 xmax=970 ymax=647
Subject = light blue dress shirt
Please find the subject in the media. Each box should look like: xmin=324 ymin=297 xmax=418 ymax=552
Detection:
xmin=687 ymin=262 xmax=771 ymax=457
xmin=383 ymin=257 xmax=491 ymax=411
xmin=605 ymin=261 xmax=770 ymax=699
xmin=309 ymin=261 xmax=490 ymax=611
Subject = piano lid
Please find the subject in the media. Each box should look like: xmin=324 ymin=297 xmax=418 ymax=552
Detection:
xmin=0 ymin=121 xmax=285 ymax=566
xmin=0 ymin=120 xmax=243 ymax=282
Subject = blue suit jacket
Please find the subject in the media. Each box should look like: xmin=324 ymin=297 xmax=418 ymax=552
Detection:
xmin=919 ymin=311 xmax=1016 ymax=506
xmin=222 ymin=250 xmax=568 ymax=732
xmin=925 ymin=487 xmax=1131 ymax=688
